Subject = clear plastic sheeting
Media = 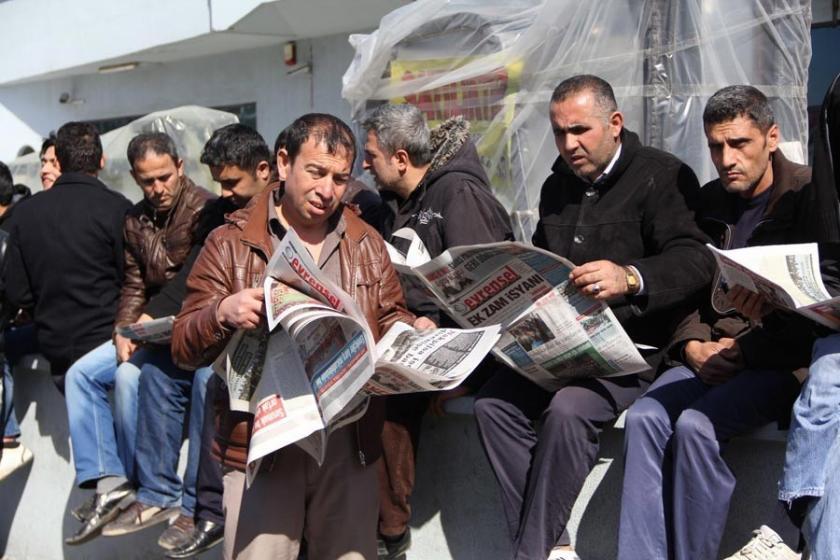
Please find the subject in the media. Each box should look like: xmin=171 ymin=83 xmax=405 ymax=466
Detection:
xmin=9 ymin=105 xmax=238 ymax=201
xmin=342 ymin=0 xmax=812 ymax=241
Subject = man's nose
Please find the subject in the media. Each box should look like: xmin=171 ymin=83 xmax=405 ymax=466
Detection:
xmin=563 ymin=134 xmax=579 ymax=154
xmin=362 ymin=159 xmax=371 ymax=170
xmin=721 ymin=145 xmax=737 ymax=168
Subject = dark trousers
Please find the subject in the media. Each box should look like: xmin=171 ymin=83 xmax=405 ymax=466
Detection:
xmin=617 ymin=366 xmax=801 ymax=560
xmin=377 ymin=392 xmax=429 ymax=537
xmin=195 ymin=374 xmax=224 ymax=525
xmin=474 ymin=369 xmax=647 ymax=560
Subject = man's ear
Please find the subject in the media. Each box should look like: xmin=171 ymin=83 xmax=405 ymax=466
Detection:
xmin=256 ymin=160 xmax=272 ymax=182
xmin=394 ymin=149 xmax=411 ymax=172
xmin=608 ymin=111 xmax=624 ymax=140
xmin=175 ymin=158 xmax=185 ymax=177
xmin=766 ymin=123 xmax=780 ymax=153
xmin=99 ymin=155 xmax=106 ymax=171
xmin=277 ymin=149 xmax=290 ymax=180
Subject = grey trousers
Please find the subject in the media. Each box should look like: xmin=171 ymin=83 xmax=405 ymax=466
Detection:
xmin=617 ymin=365 xmax=800 ymax=560
xmin=222 ymin=425 xmax=378 ymax=560
xmin=474 ymin=368 xmax=647 ymax=560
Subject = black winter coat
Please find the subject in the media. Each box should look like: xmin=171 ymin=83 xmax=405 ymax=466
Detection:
xmin=532 ymin=129 xmax=714 ymax=379
xmin=4 ymin=173 xmax=131 ymax=365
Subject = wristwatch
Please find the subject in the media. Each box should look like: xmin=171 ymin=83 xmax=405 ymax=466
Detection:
xmin=624 ymin=266 xmax=641 ymax=295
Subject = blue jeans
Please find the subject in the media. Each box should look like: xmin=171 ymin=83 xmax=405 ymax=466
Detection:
xmin=134 ymin=345 xmax=212 ymax=516
xmin=618 ymin=365 xmax=800 ymax=560
xmin=2 ymin=324 xmax=40 ymax=438
xmin=802 ymin=436 xmax=840 ymax=560
xmin=779 ymin=334 xmax=840 ymax=559
xmin=779 ymin=334 xmax=840 ymax=502
xmin=65 ymin=340 xmax=141 ymax=487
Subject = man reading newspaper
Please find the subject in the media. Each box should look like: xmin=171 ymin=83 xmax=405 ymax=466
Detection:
xmin=618 ymin=86 xmax=840 ymax=560
xmin=172 ymin=114 xmax=431 ymax=560
xmin=473 ymin=75 xmax=714 ymax=560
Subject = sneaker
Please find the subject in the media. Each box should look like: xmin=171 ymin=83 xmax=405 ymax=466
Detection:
xmin=0 ymin=441 xmax=34 ymax=481
xmin=101 ymin=500 xmax=178 ymax=536
xmin=547 ymin=546 xmax=581 ymax=560
xmin=377 ymin=529 xmax=411 ymax=560
xmin=724 ymin=526 xmax=801 ymax=560
xmin=158 ymin=514 xmax=195 ymax=550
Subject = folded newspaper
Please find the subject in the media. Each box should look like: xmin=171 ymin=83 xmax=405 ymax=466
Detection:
xmin=386 ymin=228 xmax=650 ymax=391
xmin=116 ymin=316 xmax=175 ymax=343
xmin=708 ymin=242 xmax=840 ymax=330
xmin=213 ymin=228 xmax=500 ymax=482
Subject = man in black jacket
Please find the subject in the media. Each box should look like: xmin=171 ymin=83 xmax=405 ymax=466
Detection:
xmin=4 ymin=122 xmax=131 ymax=392
xmin=362 ymin=104 xmax=514 ymax=559
xmin=617 ymin=85 xmax=840 ymax=560
xmin=473 ymin=75 xmax=713 ymax=560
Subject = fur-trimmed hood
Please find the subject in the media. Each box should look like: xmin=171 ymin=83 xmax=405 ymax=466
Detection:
xmin=421 ymin=116 xmax=489 ymax=188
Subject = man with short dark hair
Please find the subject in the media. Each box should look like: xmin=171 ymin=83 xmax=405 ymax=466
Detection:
xmin=474 ymin=75 xmax=713 ymax=560
xmin=617 ymin=85 xmax=839 ymax=560
xmin=62 ymin=131 xmax=213 ymax=545
xmin=173 ymin=113 xmax=426 ymax=559
xmin=4 ymin=122 xmax=131 ymax=391
xmin=362 ymin=103 xmax=514 ymax=559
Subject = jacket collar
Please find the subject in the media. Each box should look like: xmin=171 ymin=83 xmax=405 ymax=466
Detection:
xmin=764 ymin=149 xmax=805 ymax=215
xmin=52 ymin=171 xmax=108 ymax=190
xmin=550 ymin=128 xmax=641 ymax=185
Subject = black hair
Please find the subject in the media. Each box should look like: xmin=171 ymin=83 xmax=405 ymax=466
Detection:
xmin=40 ymin=134 xmax=56 ymax=158
xmin=550 ymin=74 xmax=618 ymax=115
xmin=703 ymin=85 xmax=775 ymax=132
xmin=12 ymin=184 xmax=31 ymax=205
xmin=284 ymin=113 xmax=356 ymax=168
xmin=55 ymin=122 xmax=103 ymax=174
xmin=200 ymin=124 xmax=270 ymax=175
xmin=274 ymin=126 xmax=291 ymax=156
xmin=127 ymin=132 xmax=180 ymax=170
xmin=0 ymin=161 xmax=13 ymax=205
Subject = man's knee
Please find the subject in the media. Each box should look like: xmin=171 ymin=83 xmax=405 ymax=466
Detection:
xmin=673 ymin=408 xmax=716 ymax=445
xmin=624 ymin=397 xmax=670 ymax=437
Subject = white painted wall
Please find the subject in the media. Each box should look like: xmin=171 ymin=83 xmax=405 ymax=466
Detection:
xmin=0 ymin=33 xmax=359 ymax=163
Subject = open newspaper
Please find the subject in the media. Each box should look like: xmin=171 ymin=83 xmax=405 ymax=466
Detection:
xmin=708 ymin=243 xmax=840 ymax=330
xmin=386 ymin=229 xmax=649 ymax=391
xmin=116 ymin=316 xmax=175 ymax=343
xmin=213 ymin=229 xmax=500 ymax=482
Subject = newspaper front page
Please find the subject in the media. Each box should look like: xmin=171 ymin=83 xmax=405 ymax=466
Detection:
xmin=387 ymin=229 xmax=649 ymax=390
xmin=214 ymin=229 xmax=500 ymax=481
xmin=709 ymin=243 xmax=840 ymax=330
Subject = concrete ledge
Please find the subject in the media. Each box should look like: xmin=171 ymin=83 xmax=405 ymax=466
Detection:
xmin=2 ymin=366 xmax=792 ymax=559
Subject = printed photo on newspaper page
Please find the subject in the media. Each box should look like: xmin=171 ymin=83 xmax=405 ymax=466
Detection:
xmin=708 ymin=243 xmax=840 ymax=330
xmin=116 ymin=315 xmax=175 ymax=343
xmin=397 ymin=241 xmax=649 ymax=389
xmin=366 ymin=321 xmax=501 ymax=395
xmin=212 ymin=327 xmax=270 ymax=413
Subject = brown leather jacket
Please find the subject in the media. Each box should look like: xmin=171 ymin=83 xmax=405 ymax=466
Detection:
xmin=172 ymin=185 xmax=414 ymax=471
xmin=115 ymin=177 xmax=214 ymax=328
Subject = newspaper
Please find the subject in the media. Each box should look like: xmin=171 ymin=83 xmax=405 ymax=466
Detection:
xmin=386 ymin=228 xmax=650 ymax=390
xmin=708 ymin=243 xmax=840 ymax=330
xmin=115 ymin=316 xmax=175 ymax=343
xmin=213 ymin=228 xmax=500 ymax=482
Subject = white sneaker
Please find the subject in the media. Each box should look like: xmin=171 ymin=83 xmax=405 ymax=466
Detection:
xmin=724 ymin=525 xmax=800 ymax=560
xmin=0 ymin=441 xmax=34 ymax=481
xmin=547 ymin=546 xmax=581 ymax=560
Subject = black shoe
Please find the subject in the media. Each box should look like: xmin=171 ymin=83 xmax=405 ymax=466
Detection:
xmin=165 ymin=519 xmax=224 ymax=559
xmin=64 ymin=482 xmax=135 ymax=546
xmin=70 ymin=493 xmax=97 ymax=522
xmin=377 ymin=529 xmax=411 ymax=560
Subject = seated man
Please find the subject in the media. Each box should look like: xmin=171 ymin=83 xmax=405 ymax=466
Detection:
xmin=64 ymin=132 xmax=213 ymax=544
xmin=172 ymin=113 xmax=431 ymax=560
xmin=617 ymin=85 xmax=840 ymax=560
xmin=104 ymin=125 xmax=273 ymax=557
xmin=473 ymin=75 xmax=713 ymax=560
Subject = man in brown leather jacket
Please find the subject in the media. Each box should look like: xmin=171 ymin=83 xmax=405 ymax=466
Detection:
xmin=172 ymin=114 xmax=430 ymax=560
xmin=64 ymin=132 xmax=214 ymax=545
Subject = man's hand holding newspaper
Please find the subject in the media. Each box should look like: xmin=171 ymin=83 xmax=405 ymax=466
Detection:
xmin=213 ymin=228 xmax=501 ymax=482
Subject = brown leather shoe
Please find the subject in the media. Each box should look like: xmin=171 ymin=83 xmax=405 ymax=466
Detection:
xmin=158 ymin=514 xmax=195 ymax=550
